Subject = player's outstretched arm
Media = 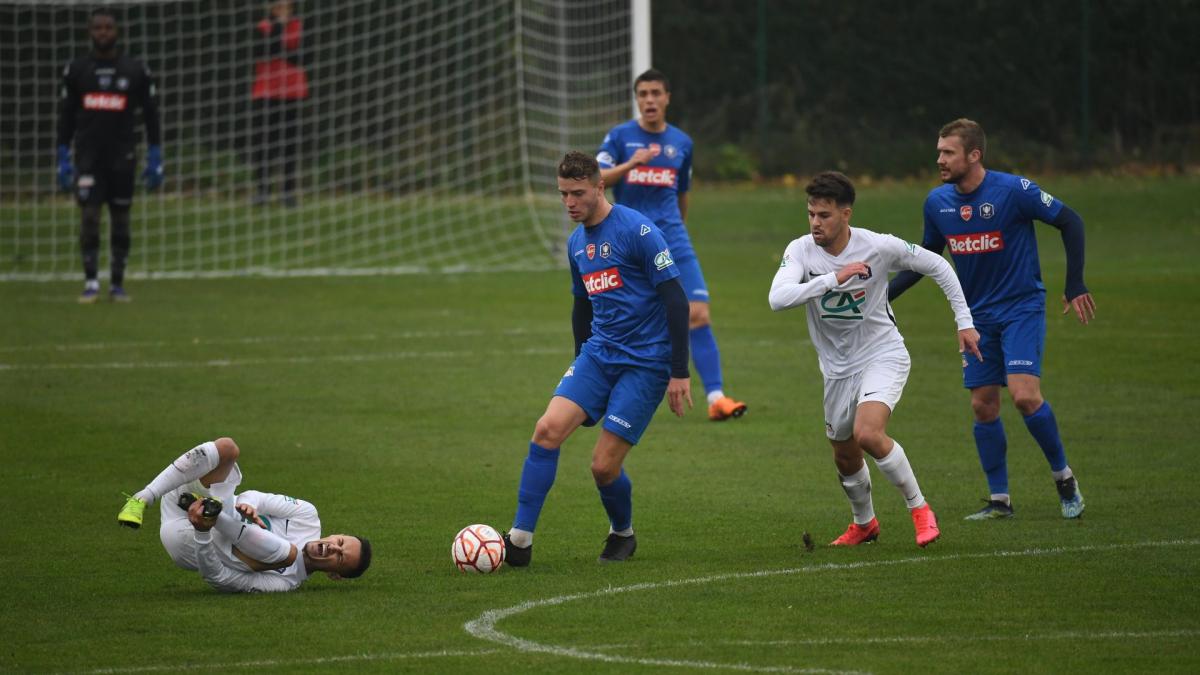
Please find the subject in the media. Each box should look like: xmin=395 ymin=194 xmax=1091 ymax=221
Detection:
xmin=768 ymin=242 xmax=837 ymax=310
xmin=599 ymin=147 xmax=657 ymax=185
xmin=888 ymin=217 xmax=947 ymax=301
xmin=1047 ymin=205 xmax=1095 ymax=324
xmin=895 ymin=238 xmax=981 ymax=361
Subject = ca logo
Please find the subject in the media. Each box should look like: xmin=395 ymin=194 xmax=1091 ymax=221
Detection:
xmin=819 ymin=290 xmax=866 ymax=321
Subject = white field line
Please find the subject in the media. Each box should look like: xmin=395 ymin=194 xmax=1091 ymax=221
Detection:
xmin=0 ymin=328 xmax=554 ymax=353
xmin=0 ymin=347 xmax=569 ymax=372
xmin=463 ymin=539 xmax=1200 ymax=674
xmin=75 ymin=648 xmax=501 ymax=674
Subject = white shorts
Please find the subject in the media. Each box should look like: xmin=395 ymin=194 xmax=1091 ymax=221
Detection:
xmin=158 ymin=444 xmax=242 ymax=571
xmin=822 ymin=349 xmax=911 ymax=441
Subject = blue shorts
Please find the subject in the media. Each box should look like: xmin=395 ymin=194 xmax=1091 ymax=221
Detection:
xmin=675 ymin=255 xmax=710 ymax=303
xmin=963 ymin=310 xmax=1046 ymax=388
xmin=553 ymin=348 xmax=670 ymax=445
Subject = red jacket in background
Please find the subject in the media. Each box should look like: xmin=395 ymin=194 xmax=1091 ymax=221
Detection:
xmin=252 ymin=17 xmax=309 ymax=100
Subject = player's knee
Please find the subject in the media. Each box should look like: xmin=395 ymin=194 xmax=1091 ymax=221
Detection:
xmin=971 ymin=398 xmax=1000 ymax=422
xmin=590 ymin=459 xmax=620 ymax=485
xmin=1012 ymin=394 xmax=1043 ymax=416
xmin=532 ymin=416 xmax=569 ymax=448
xmin=853 ymin=427 xmax=888 ymax=454
xmin=214 ymin=437 xmax=240 ymax=464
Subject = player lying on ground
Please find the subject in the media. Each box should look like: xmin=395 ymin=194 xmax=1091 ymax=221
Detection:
xmin=769 ymin=171 xmax=981 ymax=547
xmin=504 ymin=151 xmax=691 ymax=566
xmin=116 ymin=437 xmax=371 ymax=592
xmin=889 ymin=118 xmax=1093 ymax=520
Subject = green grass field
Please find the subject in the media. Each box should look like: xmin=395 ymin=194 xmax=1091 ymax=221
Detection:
xmin=2 ymin=176 xmax=1198 ymax=674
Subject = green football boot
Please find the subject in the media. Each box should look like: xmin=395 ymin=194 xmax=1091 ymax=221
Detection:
xmin=117 ymin=493 xmax=146 ymax=529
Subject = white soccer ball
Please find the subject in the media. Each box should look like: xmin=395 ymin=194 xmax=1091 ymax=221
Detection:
xmin=452 ymin=523 xmax=506 ymax=573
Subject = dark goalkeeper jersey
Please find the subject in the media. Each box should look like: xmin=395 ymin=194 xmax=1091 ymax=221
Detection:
xmin=57 ymin=52 xmax=161 ymax=172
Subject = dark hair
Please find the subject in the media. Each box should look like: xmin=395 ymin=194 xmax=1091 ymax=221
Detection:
xmin=805 ymin=171 xmax=856 ymax=207
xmin=634 ymin=68 xmax=670 ymax=93
xmin=342 ymin=536 xmax=372 ymax=579
xmin=90 ymin=7 xmax=117 ymax=21
xmin=558 ymin=151 xmax=600 ymax=183
xmin=939 ymin=118 xmax=987 ymax=158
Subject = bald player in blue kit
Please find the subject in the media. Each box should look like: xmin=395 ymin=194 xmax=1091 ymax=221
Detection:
xmin=503 ymin=151 xmax=692 ymax=567
xmin=889 ymin=118 xmax=1096 ymax=521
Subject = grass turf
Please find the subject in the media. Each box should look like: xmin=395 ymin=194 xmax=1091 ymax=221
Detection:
xmin=1 ymin=176 xmax=1198 ymax=673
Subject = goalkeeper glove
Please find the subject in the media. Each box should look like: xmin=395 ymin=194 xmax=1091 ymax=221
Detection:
xmin=143 ymin=144 xmax=164 ymax=190
xmin=56 ymin=145 xmax=73 ymax=192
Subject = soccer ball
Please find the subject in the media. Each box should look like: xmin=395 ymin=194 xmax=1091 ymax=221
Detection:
xmin=452 ymin=524 xmax=506 ymax=573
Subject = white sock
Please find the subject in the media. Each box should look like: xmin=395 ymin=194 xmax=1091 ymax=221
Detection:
xmin=839 ymin=463 xmax=875 ymax=525
xmin=609 ymin=527 xmax=634 ymax=537
xmin=874 ymin=441 xmax=925 ymax=509
xmin=706 ymin=390 xmax=726 ymax=405
xmin=1052 ymin=466 xmax=1073 ymax=482
xmin=507 ymin=528 xmax=533 ymax=548
xmin=213 ymin=510 xmax=292 ymax=564
xmin=990 ymin=493 xmax=1011 ymax=505
xmin=134 ymin=441 xmax=220 ymax=505
xmin=84 ymin=279 xmax=99 ymax=291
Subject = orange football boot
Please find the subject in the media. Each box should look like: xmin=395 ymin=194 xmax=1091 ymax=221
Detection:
xmin=708 ymin=396 xmax=748 ymax=421
xmin=830 ymin=518 xmax=880 ymax=546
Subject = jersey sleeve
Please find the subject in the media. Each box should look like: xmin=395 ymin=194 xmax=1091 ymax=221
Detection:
xmin=596 ymin=129 xmax=619 ymax=169
xmin=57 ymin=63 xmax=79 ymax=147
xmin=1013 ymin=177 xmax=1064 ymax=223
xmin=568 ymin=247 xmax=587 ymax=298
xmin=676 ymin=139 xmax=692 ymax=194
xmin=768 ymin=240 xmax=837 ymax=310
xmin=193 ymin=530 xmax=300 ymax=593
xmin=140 ymin=62 xmax=162 ymax=146
xmin=883 ymin=235 xmax=973 ymax=330
xmin=634 ymin=223 xmax=679 ymax=287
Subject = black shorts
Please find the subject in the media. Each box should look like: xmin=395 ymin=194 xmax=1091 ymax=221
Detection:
xmin=76 ymin=168 xmax=135 ymax=208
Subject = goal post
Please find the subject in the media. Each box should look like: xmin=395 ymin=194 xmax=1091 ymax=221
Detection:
xmin=0 ymin=0 xmax=637 ymax=280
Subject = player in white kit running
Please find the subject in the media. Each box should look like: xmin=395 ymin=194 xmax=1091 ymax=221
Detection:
xmin=769 ymin=171 xmax=982 ymax=547
xmin=116 ymin=437 xmax=371 ymax=592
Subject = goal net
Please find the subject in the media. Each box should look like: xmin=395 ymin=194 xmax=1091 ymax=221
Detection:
xmin=0 ymin=0 xmax=636 ymax=280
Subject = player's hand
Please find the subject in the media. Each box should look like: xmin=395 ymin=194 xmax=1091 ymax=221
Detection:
xmin=835 ymin=262 xmax=872 ymax=285
xmin=1062 ymin=293 xmax=1096 ymax=325
xmin=629 ymin=147 xmax=657 ymax=166
xmin=958 ymin=327 xmax=983 ymax=362
xmin=56 ymin=145 xmax=73 ymax=193
xmin=142 ymin=145 xmax=163 ymax=191
xmin=187 ymin=499 xmax=217 ymax=532
xmin=235 ymin=502 xmax=267 ymax=528
xmin=666 ymin=376 xmax=692 ymax=417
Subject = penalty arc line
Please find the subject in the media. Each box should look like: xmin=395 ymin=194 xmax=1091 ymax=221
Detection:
xmin=463 ymin=539 xmax=1200 ymax=674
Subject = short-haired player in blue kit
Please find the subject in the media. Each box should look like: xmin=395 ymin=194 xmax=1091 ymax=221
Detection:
xmin=890 ymin=118 xmax=1097 ymax=520
xmin=597 ymin=69 xmax=747 ymax=422
xmin=503 ymin=151 xmax=692 ymax=566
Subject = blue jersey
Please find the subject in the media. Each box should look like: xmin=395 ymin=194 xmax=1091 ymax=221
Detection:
xmin=568 ymin=204 xmax=680 ymax=367
xmin=922 ymin=170 xmax=1063 ymax=324
xmin=596 ymin=120 xmax=694 ymax=258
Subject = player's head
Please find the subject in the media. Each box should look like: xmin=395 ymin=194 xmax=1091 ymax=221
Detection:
xmin=89 ymin=8 xmax=119 ymax=53
xmin=634 ymin=69 xmax=671 ymax=127
xmin=269 ymin=1 xmax=295 ymax=19
xmin=805 ymin=171 xmax=855 ymax=249
xmin=557 ymin=151 xmax=607 ymax=224
xmin=937 ymin=118 xmax=986 ymax=185
xmin=302 ymin=534 xmax=372 ymax=580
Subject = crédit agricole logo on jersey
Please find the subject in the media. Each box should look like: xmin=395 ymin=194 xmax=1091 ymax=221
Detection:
xmin=820 ymin=289 xmax=867 ymax=321
xmin=582 ymin=267 xmax=623 ymax=295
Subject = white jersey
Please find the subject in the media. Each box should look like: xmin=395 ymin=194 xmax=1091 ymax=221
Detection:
xmin=194 ymin=490 xmax=322 ymax=593
xmin=769 ymin=227 xmax=973 ymax=379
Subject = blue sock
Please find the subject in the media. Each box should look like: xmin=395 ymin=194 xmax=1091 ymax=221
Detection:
xmin=690 ymin=324 xmax=724 ymax=394
xmin=1023 ymin=401 xmax=1068 ymax=473
xmin=596 ymin=468 xmax=633 ymax=532
xmin=512 ymin=442 xmax=559 ymax=532
xmin=973 ymin=418 xmax=1009 ymax=495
